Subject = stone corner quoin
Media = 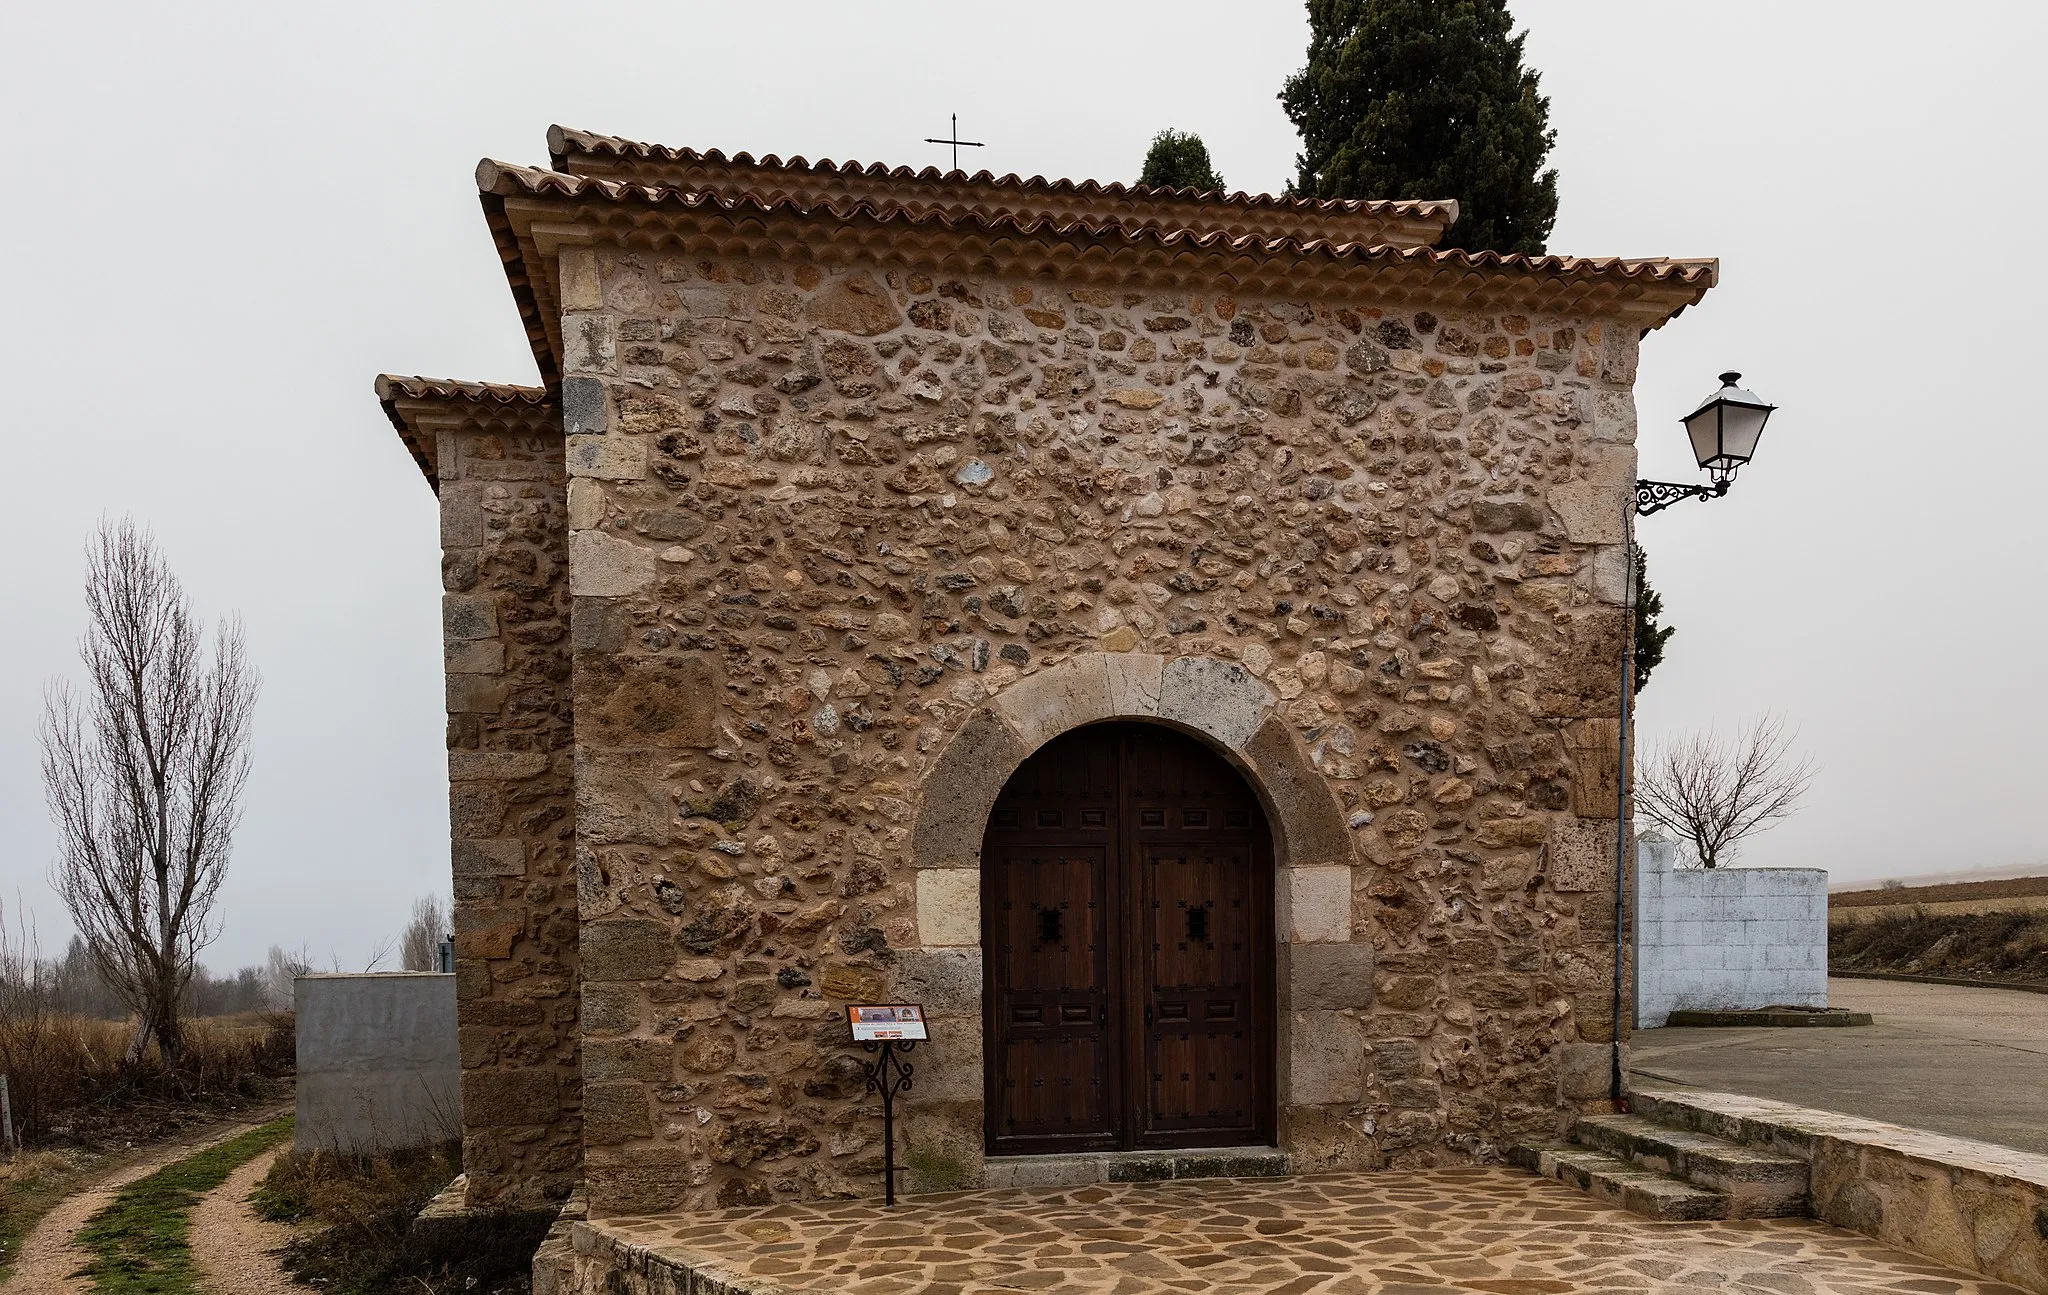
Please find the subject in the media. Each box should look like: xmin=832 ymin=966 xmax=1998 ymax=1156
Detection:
xmin=421 ymin=193 xmax=1670 ymax=1214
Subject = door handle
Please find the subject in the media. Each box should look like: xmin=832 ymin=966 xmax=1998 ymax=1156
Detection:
xmin=1145 ymin=1004 xmax=1152 ymax=1026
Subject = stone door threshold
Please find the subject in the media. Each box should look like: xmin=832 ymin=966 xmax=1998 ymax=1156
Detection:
xmin=983 ymin=1146 xmax=1290 ymax=1190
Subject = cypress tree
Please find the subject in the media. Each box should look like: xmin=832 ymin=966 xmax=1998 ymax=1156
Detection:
xmin=1280 ymin=0 xmax=1560 ymax=254
xmin=1632 ymin=547 xmax=1675 ymax=692
xmin=1138 ymin=129 xmax=1225 ymax=192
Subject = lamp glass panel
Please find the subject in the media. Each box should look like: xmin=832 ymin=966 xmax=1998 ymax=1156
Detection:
xmin=1718 ymin=403 xmax=1772 ymax=462
xmin=1684 ymin=405 xmax=1722 ymax=467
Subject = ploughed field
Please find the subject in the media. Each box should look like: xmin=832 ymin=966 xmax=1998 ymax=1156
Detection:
xmin=1830 ymin=874 xmax=2048 ymax=985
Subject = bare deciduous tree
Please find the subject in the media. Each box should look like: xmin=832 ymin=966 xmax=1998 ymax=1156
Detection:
xmin=265 ymin=943 xmax=312 ymax=1011
xmin=1637 ymin=714 xmax=1815 ymax=870
xmin=39 ymin=520 xmax=259 ymax=1061
xmin=399 ymin=895 xmax=448 ymax=972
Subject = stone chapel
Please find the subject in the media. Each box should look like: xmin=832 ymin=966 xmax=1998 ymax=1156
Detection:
xmin=374 ymin=124 xmax=1711 ymax=1220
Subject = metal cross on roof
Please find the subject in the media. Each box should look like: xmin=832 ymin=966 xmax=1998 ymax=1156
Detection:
xmin=923 ymin=114 xmax=984 ymax=173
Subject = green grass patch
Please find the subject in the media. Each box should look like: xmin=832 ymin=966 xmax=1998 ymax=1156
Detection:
xmin=71 ymin=1115 xmax=293 ymax=1294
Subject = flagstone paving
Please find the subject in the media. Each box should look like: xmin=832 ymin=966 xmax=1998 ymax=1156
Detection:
xmin=580 ymin=1165 xmax=2029 ymax=1294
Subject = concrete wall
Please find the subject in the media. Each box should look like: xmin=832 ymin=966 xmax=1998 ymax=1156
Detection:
xmin=296 ymin=973 xmax=461 ymax=1152
xmin=1634 ymin=838 xmax=1828 ymax=1028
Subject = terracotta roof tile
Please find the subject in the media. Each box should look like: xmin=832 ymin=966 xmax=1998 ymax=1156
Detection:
xmin=547 ymin=125 xmax=1460 ymax=250
xmin=488 ymin=156 xmax=1710 ymax=278
xmin=374 ymin=374 xmax=555 ymax=490
xmin=478 ymin=161 xmax=1713 ymax=368
xmin=374 ymin=375 xmax=551 ymax=406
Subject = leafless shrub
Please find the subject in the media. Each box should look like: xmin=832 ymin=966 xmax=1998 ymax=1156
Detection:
xmin=39 ymin=519 xmax=260 ymax=1062
xmin=0 ymin=903 xmax=90 ymax=1143
xmin=399 ymin=896 xmax=449 ymax=973
xmin=256 ymin=1136 xmax=549 ymax=1293
xmin=1637 ymin=714 xmax=1815 ymax=869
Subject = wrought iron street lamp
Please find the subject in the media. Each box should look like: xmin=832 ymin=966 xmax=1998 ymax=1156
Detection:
xmin=1634 ymin=373 xmax=1778 ymax=515
xmin=1612 ymin=371 xmax=1778 ymax=1108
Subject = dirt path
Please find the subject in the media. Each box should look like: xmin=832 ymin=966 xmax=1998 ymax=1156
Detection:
xmin=189 ymin=1146 xmax=296 ymax=1294
xmin=4 ymin=1104 xmax=291 ymax=1295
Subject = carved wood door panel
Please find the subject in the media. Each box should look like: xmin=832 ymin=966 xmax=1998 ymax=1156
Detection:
xmin=983 ymin=722 xmax=1274 ymax=1156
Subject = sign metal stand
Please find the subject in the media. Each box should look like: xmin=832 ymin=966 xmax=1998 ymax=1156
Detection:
xmin=849 ymin=1004 xmax=928 ymax=1207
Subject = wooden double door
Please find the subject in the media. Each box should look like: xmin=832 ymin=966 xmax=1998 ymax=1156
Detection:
xmin=981 ymin=722 xmax=1275 ymax=1155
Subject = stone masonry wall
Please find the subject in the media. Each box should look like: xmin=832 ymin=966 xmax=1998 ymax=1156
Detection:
xmin=558 ymin=243 xmax=1640 ymax=1213
xmin=440 ymin=422 xmax=581 ymax=1205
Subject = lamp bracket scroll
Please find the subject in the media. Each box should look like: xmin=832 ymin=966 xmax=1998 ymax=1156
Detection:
xmin=1634 ymin=478 xmax=1729 ymax=517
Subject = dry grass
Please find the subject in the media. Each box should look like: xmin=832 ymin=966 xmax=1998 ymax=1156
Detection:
xmin=0 ymin=1147 xmax=98 ymax=1278
xmin=257 ymin=1143 xmax=547 ymax=1295
xmin=0 ymin=1011 xmax=295 ymax=1149
xmin=1830 ymin=908 xmax=2048 ymax=984
xmin=1832 ymin=874 xmax=2048 ymax=908
xmin=1831 ymin=894 xmax=2048 ymax=925
xmin=0 ymin=1010 xmax=294 ymax=1281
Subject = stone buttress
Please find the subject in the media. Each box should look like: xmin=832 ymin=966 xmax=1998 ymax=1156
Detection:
xmin=377 ymin=378 xmax=582 ymax=1207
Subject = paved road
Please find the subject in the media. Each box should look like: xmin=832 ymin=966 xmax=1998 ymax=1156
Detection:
xmin=1629 ymin=976 xmax=2048 ymax=1154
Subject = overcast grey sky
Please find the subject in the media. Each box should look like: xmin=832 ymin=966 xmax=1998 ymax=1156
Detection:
xmin=4 ymin=1 xmax=2044 ymax=972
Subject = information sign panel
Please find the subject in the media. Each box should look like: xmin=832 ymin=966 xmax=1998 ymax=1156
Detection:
xmin=848 ymin=1003 xmax=928 ymax=1042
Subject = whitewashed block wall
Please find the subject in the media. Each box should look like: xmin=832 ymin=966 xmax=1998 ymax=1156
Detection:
xmin=1634 ymin=837 xmax=1828 ymax=1028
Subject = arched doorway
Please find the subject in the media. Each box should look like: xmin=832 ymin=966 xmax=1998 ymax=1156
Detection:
xmin=980 ymin=721 xmax=1276 ymax=1156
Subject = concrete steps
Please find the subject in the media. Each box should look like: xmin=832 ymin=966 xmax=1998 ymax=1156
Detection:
xmin=1512 ymin=1105 xmax=1810 ymax=1222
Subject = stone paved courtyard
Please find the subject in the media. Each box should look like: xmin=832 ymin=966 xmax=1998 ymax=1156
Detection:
xmin=578 ymin=1166 xmax=2026 ymax=1294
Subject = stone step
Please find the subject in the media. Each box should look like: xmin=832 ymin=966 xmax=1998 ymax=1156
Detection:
xmin=1573 ymin=1113 xmax=1809 ymax=1218
xmin=1508 ymin=1144 xmax=1729 ymax=1221
xmin=1627 ymin=1087 xmax=1808 ymax=1158
xmin=983 ymin=1146 xmax=1290 ymax=1190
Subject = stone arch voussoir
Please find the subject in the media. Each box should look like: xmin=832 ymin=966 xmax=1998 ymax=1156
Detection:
xmin=909 ymin=652 xmax=1357 ymax=874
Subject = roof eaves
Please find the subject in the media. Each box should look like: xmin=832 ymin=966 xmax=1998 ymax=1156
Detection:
xmin=373 ymin=374 xmax=556 ymax=493
xmin=475 ymin=159 xmax=1715 ymax=326
xmin=375 ymin=381 xmax=437 ymax=491
xmin=479 ymin=189 xmax=562 ymax=391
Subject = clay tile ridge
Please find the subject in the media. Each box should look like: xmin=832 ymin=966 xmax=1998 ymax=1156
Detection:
xmin=546 ymin=123 xmax=1460 ymax=228
xmin=374 ymin=374 xmax=555 ymax=491
xmin=478 ymin=159 xmax=1714 ymax=290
